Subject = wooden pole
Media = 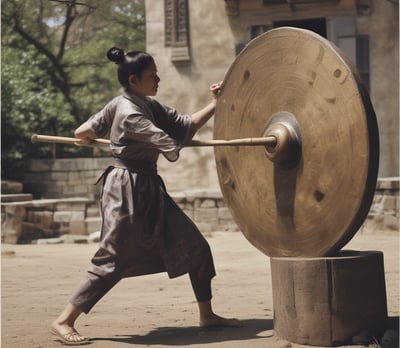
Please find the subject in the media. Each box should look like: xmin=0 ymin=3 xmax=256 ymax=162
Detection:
xmin=31 ymin=134 xmax=277 ymax=148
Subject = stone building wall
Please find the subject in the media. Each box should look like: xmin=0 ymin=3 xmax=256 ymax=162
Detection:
xmin=362 ymin=177 xmax=400 ymax=233
xmin=145 ymin=0 xmax=232 ymax=191
xmin=146 ymin=0 xmax=399 ymax=187
xmin=356 ymin=0 xmax=399 ymax=178
xmin=23 ymin=157 xmax=111 ymax=199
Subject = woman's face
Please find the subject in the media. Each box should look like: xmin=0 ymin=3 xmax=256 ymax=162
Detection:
xmin=129 ymin=61 xmax=160 ymax=97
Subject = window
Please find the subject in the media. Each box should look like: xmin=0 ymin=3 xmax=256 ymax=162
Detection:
xmin=339 ymin=35 xmax=370 ymax=91
xmin=164 ymin=0 xmax=191 ymax=63
xmin=264 ymin=0 xmax=340 ymax=4
xmin=273 ymin=18 xmax=327 ymax=38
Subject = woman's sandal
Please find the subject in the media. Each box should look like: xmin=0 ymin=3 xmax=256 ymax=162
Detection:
xmin=50 ymin=327 xmax=90 ymax=346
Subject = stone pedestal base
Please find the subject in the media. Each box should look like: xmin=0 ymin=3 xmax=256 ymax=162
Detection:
xmin=270 ymin=250 xmax=388 ymax=346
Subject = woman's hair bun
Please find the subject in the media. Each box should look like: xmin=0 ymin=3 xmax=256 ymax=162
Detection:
xmin=107 ymin=47 xmax=125 ymax=64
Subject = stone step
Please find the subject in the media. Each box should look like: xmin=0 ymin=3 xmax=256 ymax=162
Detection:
xmin=1 ymin=194 xmax=33 ymax=203
xmin=86 ymin=217 xmax=102 ymax=234
xmin=87 ymin=206 xmax=100 ymax=218
xmin=1 ymin=181 xmax=23 ymax=194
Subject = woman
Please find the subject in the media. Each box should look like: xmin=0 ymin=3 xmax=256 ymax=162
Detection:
xmin=51 ymin=47 xmax=241 ymax=345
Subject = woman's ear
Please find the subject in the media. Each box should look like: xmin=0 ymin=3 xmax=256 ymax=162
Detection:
xmin=129 ymin=74 xmax=138 ymax=86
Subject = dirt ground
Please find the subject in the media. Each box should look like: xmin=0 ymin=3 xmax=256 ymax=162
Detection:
xmin=2 ymin=231 xmax=399 ymax=348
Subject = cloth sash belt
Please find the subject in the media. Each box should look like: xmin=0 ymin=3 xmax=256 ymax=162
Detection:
xmin=95 ymin=158 xmax=158 ymax=186
xmin=113 ymin=158 xmax=158 ymax=176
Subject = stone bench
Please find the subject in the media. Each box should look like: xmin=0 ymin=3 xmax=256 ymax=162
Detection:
xmin=0 ymin=190 xmax=238 ymax=244
xmin=1 ymin=194 xmax=33 ymax=202
xmin=1 ymin=197 xmax=98 ymax=244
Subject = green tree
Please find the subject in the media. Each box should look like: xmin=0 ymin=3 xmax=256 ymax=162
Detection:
xmin=1 ymin=0 xmax=145 ymax=178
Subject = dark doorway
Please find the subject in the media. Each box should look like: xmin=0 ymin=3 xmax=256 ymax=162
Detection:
xmin=273 ymin=18 xmax=327 ymax=38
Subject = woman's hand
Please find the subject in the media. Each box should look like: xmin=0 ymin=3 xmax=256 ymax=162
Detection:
xmin=191 ymin=81 xmax=223 ymax=132
xmin=74 ymin=137 xmax=94 ymax=146
xmin=210 ymin=81 xmax=223 ymax=104
xmin=74 ymin=122 xmax=97 ymax=146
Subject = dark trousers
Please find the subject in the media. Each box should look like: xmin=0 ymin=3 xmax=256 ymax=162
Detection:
xmin=69 ymin=253 xmax=214 ymax=314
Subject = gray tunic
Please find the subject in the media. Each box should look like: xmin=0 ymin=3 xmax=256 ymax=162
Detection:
xmin=87 ymin=93 xmax=214 ymax=279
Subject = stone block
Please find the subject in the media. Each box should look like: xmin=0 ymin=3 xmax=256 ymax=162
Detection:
xmin=27 ymin=210 xmax=54 ymax=230
xmin=217 ymin=200 xmax=227 ymax=208
xmin=70 ymin=211 xmax=85 ymax=221
xmin=218 ymin=207 xmax=234 ymax=221
xmin=182 ymin=209 xmax=194 ymax=220
xmin=86 ymin=217 xmax=102 ymax=234
xmin=51 ymin=159 xmax=79 ymax=171
xmin=175 ymin=202 xmax=185 ymax=210
xmin=200 ymin=199 xmax=216 ymax=208
xmin=21 ymin=222 xmax=38 ymax=240
xmin=184 ymin=202 xmax=194 ymax=211
xmin=50 ymin=172 xmax=68 ymax=181
xmin=56 ymin=202 xmax=87 ymax=212
xmin=56 ymin=222 xmax=71 ymax=235
xmin=376 ymin=196 xmax=397 ymax=214
xmin=1 ymin=194 xmax=33 ymax=203
xmin=170 ymin=191 xmax=186 ymax=203
xmin=71 ymin=184 xmax=87 ymax=195
xmin=53 ymin=211 xmax=72 ymax=223
xmin=1 ymin=181 xmax=23 ymax=194
xmin=377 ymin=177 xmax=399 ymax=190
xmin=185 ymin=189 xmax=222 ymax=202
xmin=88 ymin=231 xmax=101 ymax=243
xmin=27 ymin=159 xmax=54 ymax=172
xmin=25 ymin=210 xmax=35 ymax=222
xmin=42 ymin=211 xmax=54 ymax=229
xmin=24 ymin=172 xmax=52 ymax=181
xmin=68 ymin=171 xmax=82 ymax=181
xmin=80 ymin=158 xmax=97 ymax=170
xmin=69 ymin=220 xmax=87 ymax=235
xmin=87 ymin=206 xmax=100 ymax=218
xmin=194 ymin=207 xmax=218 ymax=223
xmin=60 ymin=234 xmax=88 ymax=244
xmin=383 ymin=214 xmax=399 ymax=231
xmin=1 ymin=205 xmax=25 ymax=243
xmin=194 ymin=198 xmax=202 ymax=208
xmin=36 ymin=238 xmax=63 ymax=245
xmin=29 ymin=199 xmax=57 ymax=208
xmin=195 ymin=222 xmax=216 ymax=235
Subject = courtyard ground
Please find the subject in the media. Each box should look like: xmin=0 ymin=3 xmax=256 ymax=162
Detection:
xmin=2 ymin=231 xmax=399 ymax=348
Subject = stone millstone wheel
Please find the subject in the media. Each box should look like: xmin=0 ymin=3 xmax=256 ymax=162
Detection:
xmin=214 ymin=27 xmax=379 ymax=257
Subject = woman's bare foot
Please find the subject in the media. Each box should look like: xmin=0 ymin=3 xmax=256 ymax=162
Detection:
xmin=51 ymin=304 xmax=87 ymax=345
xmin=200 ymin=313 xmax=242 ymax=328
xmin=198 ymin=300 xmax=242 ymax=328
xmin=51 ymin=321 xmax=89 ymax=345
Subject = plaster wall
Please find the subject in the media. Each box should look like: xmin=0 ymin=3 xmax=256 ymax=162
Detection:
xmin=145 ymin=0 xmax=235 ymax=191
xmin=225 ymin=0 xmax=399 ymax=178
xmin=356 ymin=0 xmax=399 ymax=178
xmin=145 ymin=0 xmax=399 ymax=193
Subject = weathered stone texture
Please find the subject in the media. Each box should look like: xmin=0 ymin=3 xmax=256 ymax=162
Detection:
xmin=2 ymin=175 xmax=397 ymax=244
xmin=360 ymin=177 xmax=399 ymax=233
xmin=23 ymin=158 xmax=110 ymax=199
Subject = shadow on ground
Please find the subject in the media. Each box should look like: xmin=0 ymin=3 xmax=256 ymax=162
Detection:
xmin=91 ymin=318 xmax=273 ymax=346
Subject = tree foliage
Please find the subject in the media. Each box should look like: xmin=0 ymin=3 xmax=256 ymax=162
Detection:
xmin=1 ymin=0 xmax=145 ymax=178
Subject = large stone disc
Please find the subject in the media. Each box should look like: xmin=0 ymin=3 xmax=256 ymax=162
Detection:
xmin=214 ymin=27 xmax=379 ymax=257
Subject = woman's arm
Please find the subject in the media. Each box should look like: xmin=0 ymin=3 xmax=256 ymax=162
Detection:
xmin=74 ymin=122 xmax=97 ymax=145
xmin=73 ymin=98 xmax=117 ymax=145
xmin=190 ymin=81 xmax=222 ymax=132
